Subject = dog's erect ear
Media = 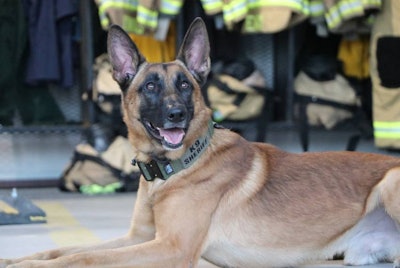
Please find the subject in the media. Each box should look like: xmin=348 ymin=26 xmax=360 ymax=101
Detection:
xmin=176 ymin=18 xmax=210 ymax=86
xmin=107 ymin=25 xmax=146 ymax=90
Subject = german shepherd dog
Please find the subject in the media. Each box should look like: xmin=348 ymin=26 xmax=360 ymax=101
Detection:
xmin=2 ymin=18 xmax=400 ymax=268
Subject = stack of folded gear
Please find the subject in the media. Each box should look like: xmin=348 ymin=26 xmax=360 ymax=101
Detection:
xmin=204 ymin=59 xmax=267 ymax=122
xmin=294 ymin=55 xmax=360 ymax=129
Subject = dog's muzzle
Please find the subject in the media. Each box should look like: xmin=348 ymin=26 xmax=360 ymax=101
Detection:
xmin=143 ymin=106 xmax=188 ymax=150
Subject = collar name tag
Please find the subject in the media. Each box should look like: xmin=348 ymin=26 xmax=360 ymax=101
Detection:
xmin=181 ymin=134 xmax=210 ymax=168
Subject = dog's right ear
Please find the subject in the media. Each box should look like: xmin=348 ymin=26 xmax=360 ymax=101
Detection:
xmin=107 ymin=25 xmax=146 ymax=91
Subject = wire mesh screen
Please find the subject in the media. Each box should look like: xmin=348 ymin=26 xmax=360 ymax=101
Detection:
xmin=239 ymin=34 xmax=274 ymax=90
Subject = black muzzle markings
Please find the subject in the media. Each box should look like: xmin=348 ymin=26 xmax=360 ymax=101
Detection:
xmin=139 ymin=69 xmax=195 ymax=150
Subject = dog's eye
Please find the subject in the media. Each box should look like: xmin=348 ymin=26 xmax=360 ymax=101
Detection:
xmin=180 ymin=81 xmax=190 ymax=89
xmin=145 ymin=82 xmax=155 ymax=91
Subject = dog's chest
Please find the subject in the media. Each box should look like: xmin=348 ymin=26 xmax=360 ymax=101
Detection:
xmin=202 ymin=231 xmax=303 ymax=268
xmin=201 ymin=206 xmax=302 ymax=267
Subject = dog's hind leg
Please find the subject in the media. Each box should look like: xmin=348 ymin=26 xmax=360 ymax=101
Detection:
xmin=343 ymin=206 xmax=400 ymax=266
xmin=377 ymin=167 xmax=400 ymax=267
xmin=343 ymin=167 xmax=400 ymax=267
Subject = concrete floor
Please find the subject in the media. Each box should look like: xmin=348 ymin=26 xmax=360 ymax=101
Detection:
xmin=0 ymin=125 xmax=399 ymax=267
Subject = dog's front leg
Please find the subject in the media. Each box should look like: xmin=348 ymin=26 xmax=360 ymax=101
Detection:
xmin=126 ymin=177 xmax=156 ymax=243
xmin=7 ymin=237 xmax=199 ymax=268
xmin=0 ymin=236 xmax=136 ymax=268
xmin=1 ymin=179 xmax=156 ymax=268
xmin=25 ymin=188 xmax=216 ymax=268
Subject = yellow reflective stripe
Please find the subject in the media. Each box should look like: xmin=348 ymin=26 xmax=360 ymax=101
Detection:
xmin=160 ymin=0 xmax=183 ymax=15
xmin=374 ymin=122 xmax=400 ymax=128
xmin=99 ymin=1 xmax=138 ymax=15
xmin=99 ymin=17 xmax=110 ymax=29
xmin=374 ymin=132 xmax=400 ymax=139
xmin=374 ymin=121 xmax=400 ymax=139
xmin=362 ymin=0 xmax=381 ymax=8
xmin=122 ymin=15 xmax=146 ymax=35
xmin=98 ymin=0 xmax=138 ymax=28
xmin=325 ymin=0 xmax=376 ymax=29
xmin=309 ymin=0 xmax=325 ymax=17
xmin=247 ymin=0 xmax=310 ymax=15
xmin=201 ymin=0 xmax=223 ymax=11
xmin=326 ymin=4 xmax=362 ymax=29
xmin=223 ymin=0 xmax=248 ymax=23
xmin=137 ymin=5 xmax=158 ymax=29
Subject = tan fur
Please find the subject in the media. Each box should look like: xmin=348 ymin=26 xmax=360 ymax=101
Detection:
xmin=2 ymin=19 xmax=400 ymax=268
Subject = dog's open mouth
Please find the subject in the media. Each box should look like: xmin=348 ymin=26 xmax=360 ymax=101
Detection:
xmin=144 ymin=121 xmax=186 ymax=149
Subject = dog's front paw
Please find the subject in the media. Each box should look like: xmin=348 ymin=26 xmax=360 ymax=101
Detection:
xmin=5 ymin=260 xmax=46 ymax=268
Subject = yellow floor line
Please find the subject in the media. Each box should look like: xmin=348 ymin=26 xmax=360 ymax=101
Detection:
xmin=0 ymin=200 xmax=19 ymax=214
xmin=35 ymin=201 xmax=102 ymax=247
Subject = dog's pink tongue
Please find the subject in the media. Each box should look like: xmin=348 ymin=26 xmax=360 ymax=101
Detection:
xmin=158 ymin=128 xmax=185 ymax=145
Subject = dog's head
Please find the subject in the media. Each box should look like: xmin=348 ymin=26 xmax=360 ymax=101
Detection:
xmin=107 ymin=18 xmax=212 ymax=161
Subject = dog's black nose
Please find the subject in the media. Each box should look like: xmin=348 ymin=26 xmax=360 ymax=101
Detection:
xmin=167 ymin=107 xmax=186 ymax=123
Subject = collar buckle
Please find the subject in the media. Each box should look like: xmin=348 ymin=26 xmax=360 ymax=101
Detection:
xmin=137 ymin=160 xmax=176 ymax=181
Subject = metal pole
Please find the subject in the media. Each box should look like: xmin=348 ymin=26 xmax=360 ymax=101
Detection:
xmin=79 ymin=0 xmax=95 ymax=126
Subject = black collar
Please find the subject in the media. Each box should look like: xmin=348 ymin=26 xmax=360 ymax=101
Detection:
xmin=133 ymin=121 xmax=215 ymax=181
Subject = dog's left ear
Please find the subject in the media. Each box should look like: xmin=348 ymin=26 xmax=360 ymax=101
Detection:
xmin=107 ymin=25 xmax=146 ymax=90
xmin=176 ymin=18 xmax=210 ymax=86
